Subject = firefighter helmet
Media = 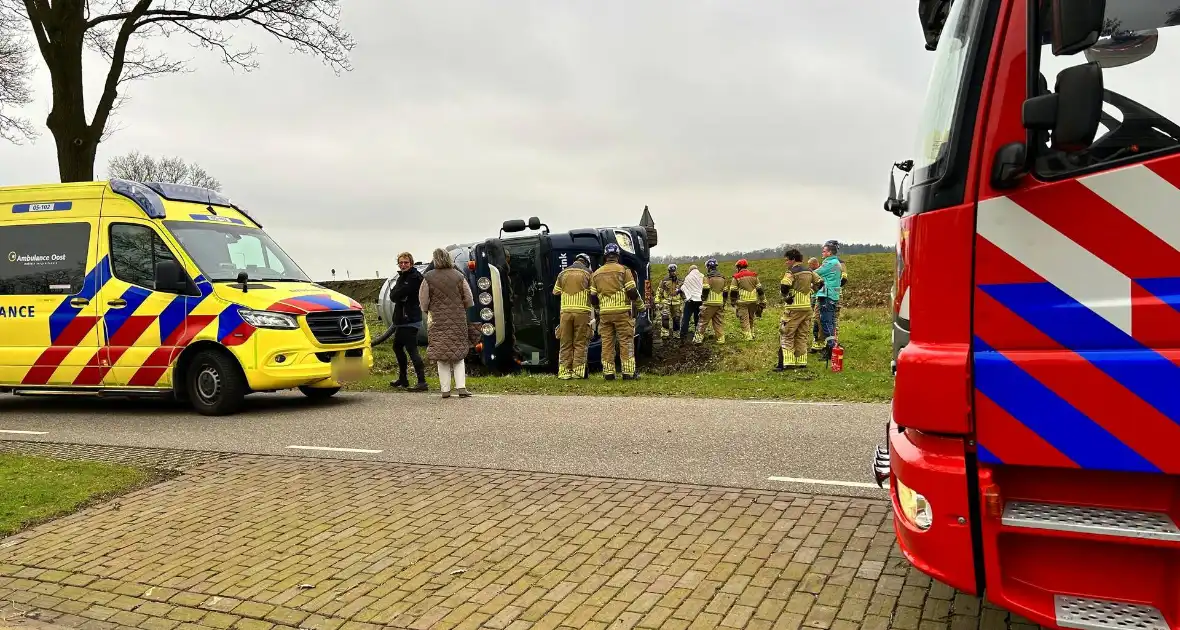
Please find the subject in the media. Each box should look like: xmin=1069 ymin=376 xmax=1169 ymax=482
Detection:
xmin=604 ymin=243 xmax=621 ymax=258
xmin=668 ymin=263 xmax=678 ymax=273
xmin=736 ymin=259 xmax=748 ymax=269
xmin=706 ymin=258 xmax=718 ymax=271
xmin=574 ymin=253 xmax=591 ymax=267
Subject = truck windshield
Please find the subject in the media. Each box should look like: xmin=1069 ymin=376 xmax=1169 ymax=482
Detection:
xmin=910 ymin=0 xmax=987 ymax=182
xmin=163 ymin=221 xmax=311 ymax=283
xmin=503 ymin=237 xmax=549 ymax=365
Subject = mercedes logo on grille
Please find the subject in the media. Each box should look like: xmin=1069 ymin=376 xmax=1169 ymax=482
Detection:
xmin=339 ymin=317 xmax=354 ymax=336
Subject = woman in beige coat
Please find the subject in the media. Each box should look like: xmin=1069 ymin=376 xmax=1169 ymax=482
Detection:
xmin=419 ymin=248 xmax=475 ymax=398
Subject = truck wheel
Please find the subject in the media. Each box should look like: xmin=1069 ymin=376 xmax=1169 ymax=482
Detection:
xmin=299 ymin=386 xmax=340 ymax=400
xmin=186 ymin=349 xmax=247 ymax=416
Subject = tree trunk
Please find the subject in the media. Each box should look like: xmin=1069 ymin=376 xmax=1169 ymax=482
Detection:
xmin=50 ymin=117 xmax=98 ymax=182
xmin=41 ymin=13 xmax=98 ymax=182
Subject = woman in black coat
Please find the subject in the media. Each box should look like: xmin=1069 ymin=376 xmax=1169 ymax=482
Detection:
xmin=389 ymin=252 xmax=428 ymax=391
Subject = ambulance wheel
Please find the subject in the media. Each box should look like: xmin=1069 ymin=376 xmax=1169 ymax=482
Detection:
xmin=186 ymin=349 xmax=247 ymax=416
xmin=299 ymin=386 xmax=340 ymax=400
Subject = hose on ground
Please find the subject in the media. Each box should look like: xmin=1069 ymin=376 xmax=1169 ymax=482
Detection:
xmin=370 ymin=321 xmax=397 ymax=347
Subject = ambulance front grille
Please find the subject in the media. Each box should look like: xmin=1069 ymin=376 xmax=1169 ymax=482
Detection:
xmin=305 ymin=311 xmax=366 ymax=345
xmin=1002 ymin=501 xmax=1180 ymax=541
xmin=1055 ymin=595 xmax=1169 ymax=630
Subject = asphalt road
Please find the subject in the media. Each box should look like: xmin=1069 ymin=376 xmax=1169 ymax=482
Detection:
xmin=0 ymin=390 xmax=890 ymax=498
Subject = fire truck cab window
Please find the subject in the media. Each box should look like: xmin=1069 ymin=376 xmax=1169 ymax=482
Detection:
xmin=1034 ymin=0 xmax=1180 ymax=178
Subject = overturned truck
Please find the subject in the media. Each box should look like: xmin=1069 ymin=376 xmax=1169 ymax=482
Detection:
xmin=376 ymin=209 xmax=659 ymax=375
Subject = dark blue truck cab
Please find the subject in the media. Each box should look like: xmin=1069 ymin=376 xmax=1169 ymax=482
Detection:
xmin=468 ymin=216 xmax=658 ymax=375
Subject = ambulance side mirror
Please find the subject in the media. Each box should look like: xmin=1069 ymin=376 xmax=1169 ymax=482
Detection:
xmin=1023 ymin=62 xmax=1104 ymax=153
xmin=154 ymin=259 xmax=189 ymax=294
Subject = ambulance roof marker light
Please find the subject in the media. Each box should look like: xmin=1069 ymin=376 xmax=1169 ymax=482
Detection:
xmin=141 ymin=181 xmax=263 ymax=228
xmin=109 ymin=179 xmax=167 ymax=219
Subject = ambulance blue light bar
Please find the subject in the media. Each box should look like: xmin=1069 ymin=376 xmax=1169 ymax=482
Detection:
xmin=145 ymin=182 xmax=233 ymax=207
xmin=109 ymin=179 xmax=167 ymax=219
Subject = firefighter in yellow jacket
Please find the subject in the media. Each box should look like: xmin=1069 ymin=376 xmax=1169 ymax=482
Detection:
xmin=590 ymin=243 xmax=642 ymax=380
xmin=552 ymin=253 xmax=593 ymax=380
xmin=726 ymin=259 xmax=764 ymax=341
xmin=694 ymin=258 xmax=728 ymax=344
xmin=655 ymin=264 xmax=683 ymax=339
xmin=778 ymin=248 xmax=821 ymax=370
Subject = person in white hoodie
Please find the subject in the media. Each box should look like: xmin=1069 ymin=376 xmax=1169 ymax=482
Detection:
xmin=677 ymin=265 xmax=704 ymax=343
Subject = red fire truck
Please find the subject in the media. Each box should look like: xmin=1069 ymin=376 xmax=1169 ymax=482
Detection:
xmin=873 ymin=0 xmax=1180 ymax=627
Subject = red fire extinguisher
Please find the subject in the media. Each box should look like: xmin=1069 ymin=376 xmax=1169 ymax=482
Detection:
xmin=830 ymin=344 xmax=844 ymax=372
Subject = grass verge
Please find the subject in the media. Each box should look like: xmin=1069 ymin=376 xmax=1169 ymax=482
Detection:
xmin=0 ymin=453 xmax=161 ymax=537
xmin=348 ymin=306 xmax=894 ymax=402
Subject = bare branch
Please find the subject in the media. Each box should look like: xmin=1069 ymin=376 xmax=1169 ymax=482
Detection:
xmin=0 ymin=8 xmax=35 ymax=143
xmin=3 ymin=0 xmax=353 ymax=178
xmin=107 ymin=150 xmax=223 ymax=191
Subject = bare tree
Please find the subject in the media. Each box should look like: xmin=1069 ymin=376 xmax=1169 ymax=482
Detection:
xmin=0 ymin=0 xmax=354 ymax=183
xmin=0 ymin=11 xmax=33 ymax=143
xmin=107 ymin=150 xmax=222 ymax=190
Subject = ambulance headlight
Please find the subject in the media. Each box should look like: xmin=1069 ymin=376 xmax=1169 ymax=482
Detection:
xmin=479 ymin=292 xmax=493 ymax=306
xmin=481 ymin=323 xmax=495 ymax=336
xmin=477 ymin=277 xmax=491 ymax=290
xmin=896 ymin=478 xmax=933 ymax=530
xmin=480 ymin=307 xmax=494 ymax=321
xmin=239 ymin=309 xmax=299 ymax=330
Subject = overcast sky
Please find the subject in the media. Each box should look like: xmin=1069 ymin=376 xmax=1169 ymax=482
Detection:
xmin=2 ymin=1 xmax=933 ymax=281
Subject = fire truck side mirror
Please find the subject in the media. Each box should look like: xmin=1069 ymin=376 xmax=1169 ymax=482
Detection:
xmin=1022 ymin=62 xmax=1104 ymax=153
xmin=1048 ymin=0 xmax=1106 ymax=56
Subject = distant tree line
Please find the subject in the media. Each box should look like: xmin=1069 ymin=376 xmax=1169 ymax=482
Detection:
xmin=651 ymin=242 xmax=893 ymax=264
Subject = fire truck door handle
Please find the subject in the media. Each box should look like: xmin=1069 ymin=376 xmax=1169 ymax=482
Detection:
xmin=69 ymin=297 xmax=90 ymax=307
xmin=106 ymin=299 xmax=127 ymax=308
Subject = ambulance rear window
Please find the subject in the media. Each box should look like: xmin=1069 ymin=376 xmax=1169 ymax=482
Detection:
xmin=0 ymin=222 xmax=90 ymax=295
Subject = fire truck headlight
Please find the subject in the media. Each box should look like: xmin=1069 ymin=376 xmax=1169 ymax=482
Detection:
xmin=896 ymin=479 xmax=933 ymax=530
xmin=480 ymin=307 xmax=494 ymax=321
xmin=481 ymin=323 xmax=495 ymax=336
xmin=477 ymin=277 xmax=491 ymax=290
xmin=479 ymin=292 xmax=493 ymax=306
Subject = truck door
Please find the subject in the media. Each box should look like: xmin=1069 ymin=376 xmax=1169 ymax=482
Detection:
xmin=973 ymin=2 xmax=1180 ymax=476
xmin=502 ymin=236 xmax=553 ymax=367
xmin=0 ymin=218 xmax=101 ymax=387
xmin=966 ymin=1 xmax=1180 ymax=623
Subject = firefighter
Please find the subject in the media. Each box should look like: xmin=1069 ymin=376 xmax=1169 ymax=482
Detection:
xmin=552 ymin=253 xmax=593 ymax=380
xmin=726 ymin=259 xmax=764 ymax=341
xmin=590 ymin=243 xmax=642 ymax=380
xmin=777 ymin=249 xmax=820 ymax=370
xmin=694 ymin=258 xmax=728 ymax=344
xmin=655 ymin=264 xmax=683 ymax=339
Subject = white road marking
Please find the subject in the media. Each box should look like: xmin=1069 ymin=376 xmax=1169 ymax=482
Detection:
xmin=767 ymin=476 xmax=883 ymax=489
xmin=0 ymin=429 xmax=48 ymax=435
xmin=746 ymin=401 xmax=843 ymax=406
xmin=286 ymin=445 xmax=383 ymax=454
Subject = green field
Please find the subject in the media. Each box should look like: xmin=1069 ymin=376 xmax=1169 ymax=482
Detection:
xmin=335 ymin=253 xmax=896 ymax=402
xmin=0 ymin=454 xmax=157 ymax=537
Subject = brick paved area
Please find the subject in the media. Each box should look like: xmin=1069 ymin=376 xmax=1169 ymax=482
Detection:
xmin=0 ymin=443 xmax=1046 ymax=630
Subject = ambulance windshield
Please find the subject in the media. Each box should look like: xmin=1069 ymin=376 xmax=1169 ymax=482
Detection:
xmin=163 ymin=221 xmax=311 ymax=283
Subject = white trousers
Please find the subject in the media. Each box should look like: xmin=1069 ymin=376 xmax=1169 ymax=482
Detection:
xmin=437 ymin=359 xmax=466 ymax=391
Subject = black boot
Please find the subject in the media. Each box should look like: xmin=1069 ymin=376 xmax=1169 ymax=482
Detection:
xmin=774 ymin=347 xmax=786 ymax=372
xmin=390 ymin=376 xmax=408 ymax=388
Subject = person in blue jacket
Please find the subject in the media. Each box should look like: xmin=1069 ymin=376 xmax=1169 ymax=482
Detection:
xmin=813 ymin=240 xmax=846 ymax=358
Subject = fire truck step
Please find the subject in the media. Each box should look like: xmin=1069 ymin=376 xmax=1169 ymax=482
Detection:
xmin=1055 ymin=595 xmax=1169 ymax=630
xmin=1002 ymin=501 xmax=1180 ymax=541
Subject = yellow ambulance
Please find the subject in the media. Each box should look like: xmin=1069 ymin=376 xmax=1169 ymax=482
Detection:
xmin=0 ymin=179 xmax=373 ymax=415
